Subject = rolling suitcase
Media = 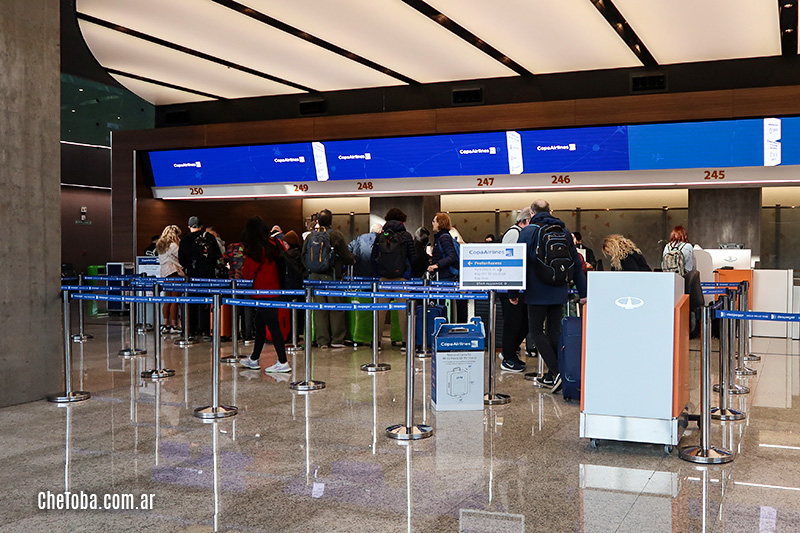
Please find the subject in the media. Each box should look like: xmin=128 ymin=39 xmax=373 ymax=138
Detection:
xmin=558 ymin=304 xmax=583 ymax=401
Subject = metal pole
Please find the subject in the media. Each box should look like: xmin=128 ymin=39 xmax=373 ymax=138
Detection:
xmin=220 ymin=280 xmax=239 ymax=364
xmin=175 ymin=287 xmax=196 ymax=346
xmin=711 ymin=294 xmax=745 ymax=420
xmin=735 ymin=283 xmax=757 ymax=375
xmin=287 ymin=294 xmax=302 ymax=353
xmin=194 ymin=294 xmax=238 ymax=419
xmin=291 ymin=288 xmax=326 ymax=391
xmin=142 ymin=283 xmax=175 ymax=380
xmin=119 ymin=281 xmax=146 ymax=358
xmin=741 ymin=281 xmax=761 ymax=362
xmin=485 ymin=290 xmax=511 ymax=405
xmin=48 ymin=290 xmax=90 ymax=403
xmin=680 ymin=304 xmax=733 ymax=463
xmin=71 ymin=274 xmax=92 ymax=342
xmin=386 ymin=301 xmax=433 ymax=440
xmin=362 ymin=282 xmax=390 ymax=372
xmin=421 ymin=275 xmax=430 ymax=356
xmin=725 ymin=288 xmax=750 ymax=395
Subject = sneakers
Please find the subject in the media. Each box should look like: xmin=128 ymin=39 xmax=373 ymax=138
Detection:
xmin=264 ymin=361 xmax=291 ymax=373
xmin=550 ymin=373 xmax=563 ymax=393
xmin=535 ymin=373 xmax=555 ymax=387
xmin=169 ymin=326 xmax=182 ymax=334
xmin=500 ymin=359 xmax=525 ymax=373
xmin=330 ymin=343 xmax=346 ymax=349
xmin=239 ymin=357 xmax=260 ymax=370
xmin=400 ymin=343 xmax=407 ymax=352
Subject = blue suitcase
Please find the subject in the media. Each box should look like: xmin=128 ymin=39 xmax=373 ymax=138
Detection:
xmin=558 ymin=312 xmax=582 ymax=401
xmin=415 ymin=304 xmax=445 ymax=349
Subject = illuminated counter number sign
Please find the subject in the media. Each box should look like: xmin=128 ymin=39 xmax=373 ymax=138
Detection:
xmin=189 ymin=187 xmax=204 ymax=195
xmin=703 ymin=170 xmax=726 ymax=180
xmin=552 ymin=175 xmax=571 ymax=184
xmin=357 ymin=182 xmax=373 ymax=190
xmin=294 ymin=184 xmax=309 ymax=192
xmin=477 ymin=177 xmax=494 ymax=187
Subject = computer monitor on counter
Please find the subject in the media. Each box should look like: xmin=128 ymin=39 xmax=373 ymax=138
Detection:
xmin=706 ymin=248 xmax=752 ymax=270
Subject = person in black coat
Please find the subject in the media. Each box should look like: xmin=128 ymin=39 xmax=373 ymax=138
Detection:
xmin=427 ymin=212 xmax=458 ymax=280
xmin=601 ymin=234 xmax=651 ymax=271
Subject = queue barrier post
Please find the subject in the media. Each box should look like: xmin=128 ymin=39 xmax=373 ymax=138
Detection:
xmin=175 ymin=286 xmax=197 ymax=347
xmin=141 ymin=283 xmax=175 ymax=380
xmin=416 ymin=275 xmax=430 ymax=359
xmin=47 ymin=290 xmax=91 ymax=403
xmin=220 ymin=280 xmax=239 ymax=364
xmin=680 ymin=304 xmax=734 ymax=463
xmin=735 ymin=282 xmax=757 ymax=376
xmin=723 ymin=287 xmax=749 ymax=395
xmin=291 ymin=288 xmax=326 ymax=391
xmin=484 ymin=289 xmax=510 ymax=405
xmin=361 ymin=282 xmax=390 ymax=372
xmin=119 ymin=278 xmax=147 ymax=358
xmin=741 ymin=281 xmax=761 ymax=362
xmin=135 ymin=275 xmax=152 ymax=334
xmin=71 ymin=274 xmax=93 ymax=343
xmin=711 ymin=293 xmax=745 ymax=421
xmin=386 ymin=300 xmax=433 ymax=440
xmin=194 ymin=293 xmax=238 ymax=419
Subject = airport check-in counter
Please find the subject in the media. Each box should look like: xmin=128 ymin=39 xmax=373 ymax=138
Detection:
xmin=580 ymin=272 xmax=690 ymax=448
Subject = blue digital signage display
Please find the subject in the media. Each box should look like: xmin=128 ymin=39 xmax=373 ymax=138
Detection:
xmin=519 ymin=125 xmax=630 ymax=174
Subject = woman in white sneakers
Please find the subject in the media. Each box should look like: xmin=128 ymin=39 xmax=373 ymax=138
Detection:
xmin=156 ymin=225 xmax=184 ymax=334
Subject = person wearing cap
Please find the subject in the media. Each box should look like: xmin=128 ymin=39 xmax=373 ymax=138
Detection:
xmin=178 ymin=215 xmax=220 ymax=340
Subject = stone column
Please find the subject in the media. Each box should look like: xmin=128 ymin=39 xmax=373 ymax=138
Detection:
xmin=688 ymin=188 xmax=761 ymax=258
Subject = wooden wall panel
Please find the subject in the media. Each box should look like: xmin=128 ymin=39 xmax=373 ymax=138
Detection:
xmin=436 ymin=101 xmax=576 ymax=133
xmin=574 ymin=90 xmax=734 ymax=126
xmin=111 ymin=148 xmax=134 ymax=262
xmin=205 ymin=118 xmax=316 ymax=146
xmin=733 ymin=86 xmax=800 ymax=118
xmin=313 ymin=110 xmax=437 ymax=140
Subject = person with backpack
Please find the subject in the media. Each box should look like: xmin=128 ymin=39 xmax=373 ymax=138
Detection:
xmin=302 ymin=209 xmax=354 ymax=349
xmin=370 ymin=208 xmax=418 ymax=351
xmin=498 ymin=206 xmax=532 ymax=373
xmin=427 ymin=212 xmax=459 ymax=280
xmin=349 ymin=223 xmax=382 ymax=278
xmin=178 ymin=215 xmax=222 ymax=340
xmin=517 ymin=200 xmax=587 ymax=393
xmin=661 ymin=225 xmax=695 ymax=276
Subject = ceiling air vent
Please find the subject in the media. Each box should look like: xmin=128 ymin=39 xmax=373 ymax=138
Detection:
xmin=164 ymin=109 xmax=190 ymax=125
xmin=452 ymin=87 xmax=483 ymax=106
xmin=631 ymin=74 xmax=666 ymax=93
xmin=299 ymin=98 xmax=327 ymax=116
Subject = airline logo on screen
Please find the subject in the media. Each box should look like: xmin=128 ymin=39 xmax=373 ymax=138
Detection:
xmin=338 ymin=153 xmax=372 ymax=160
xmin=536 ymin=143 xmax=577 ymax=152
xmin=459 ymin=147 xmax=496 ymax=155
xmin=274 ymin=156 xmax=305 ymax=163
xmin=173 ymin=161 xmax=202 ymax=168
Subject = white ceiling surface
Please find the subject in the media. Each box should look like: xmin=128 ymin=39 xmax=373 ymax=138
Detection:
xmin=614 ymin=0 xmax=782 ymax=64
xmin=76 ymin=0 xmax=789 ymax=106
xmin=424 ymin=0 xmax=641 ymax=73
xmin=108 ymin=74 xmax=212 ymax=106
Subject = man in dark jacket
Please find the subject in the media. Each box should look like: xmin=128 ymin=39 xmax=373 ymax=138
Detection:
xmin=302 ymin=209 xmax=354 ymax=349
xmin=371 ymin=208 xmax=417 ymax=351
xmin=517 ymin=200 xmax=587 ymax=392
xmin=499 ymin=206 xmax=532 ymax=372
xmin=178 ymin=215 xmax=221 ymax=340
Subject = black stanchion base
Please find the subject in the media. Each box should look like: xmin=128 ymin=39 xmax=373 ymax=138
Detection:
xmin=386 ymin=424 xmax=434 ymax=440
xmin=174 ymin=338 xmax=197 ymax=347
xmin=118 ymin=348 xmax=147 ymax=358
xmin=47 ymin=391 xmax=91 ymax=403
xmin=141 ymin=368 xmax=175 ymax=380
xmin=679 ymin=445 xmax=734 ymax=464
xmin=360 ymin=363 xmax=391 ymax=372
xmin=290 ymin=380 xmax=326 ymax=391
xmin=710 ymin=407 xmax=746 ymax=421
xmin=484 ymin=393 xmax=511 ymax=405
xmin=193 ymin=405 xmax=238 ymax=420
xmin=71 ymin=334 xmax=93 ymax=343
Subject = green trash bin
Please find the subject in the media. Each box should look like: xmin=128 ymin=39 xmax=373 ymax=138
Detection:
xmin=86 ymin=264 xmax=107 ymax=318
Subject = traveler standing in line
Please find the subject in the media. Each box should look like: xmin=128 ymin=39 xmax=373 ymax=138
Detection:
xmin=573 ymin=231 xmax=597 ymax=270
xmin=302 ymin=209 xmax=354 ymax=349
xmin=239 ymin=217 xmax=290 ymax=373
xmin=371 ymin=208 xmax=418 ymax=351
xmin=156 ymin=224 xmax=184 ymax=334
xmin=410 ymin=227 xmax=431 ymax=279
xmin=350 ymin=223 xmax=382 ymax=278
xmin=498 ymin=206 xmax=532 ymax=373
xmin=178 ymin=216 xmax=222 ymax=340
xmin=517 ymin=200 xmax=587 ymax=393
xmin=661 ymin=225 xmax=695 ymax=275
xmin=224 ymin=232 xmax=255 ymax=342
xmin=428 ymin=212 xmax=467 ymax=322
xmin=602 ymin=234 xmax=651 ymax=271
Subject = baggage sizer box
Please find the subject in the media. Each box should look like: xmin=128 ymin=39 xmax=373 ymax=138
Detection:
xmin=432 ymin=317 xmax=485 ymax=411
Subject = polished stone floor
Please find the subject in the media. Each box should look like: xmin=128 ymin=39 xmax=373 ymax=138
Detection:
xmin=2 ymin=312 xmax=800 ymax=532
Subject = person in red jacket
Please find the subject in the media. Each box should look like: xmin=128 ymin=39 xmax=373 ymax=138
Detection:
xmin=239 ymin=216 xmax=290 ymax=373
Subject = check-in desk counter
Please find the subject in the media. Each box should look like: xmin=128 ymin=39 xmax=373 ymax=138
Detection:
xmin=580 ymin=272 xmax=690 ymax=449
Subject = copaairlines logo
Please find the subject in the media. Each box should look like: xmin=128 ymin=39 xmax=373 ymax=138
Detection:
xmin=724 ymin=256 xmax=737 ymax=263
xmin=615 ymin=296 xmax=644 ymax=310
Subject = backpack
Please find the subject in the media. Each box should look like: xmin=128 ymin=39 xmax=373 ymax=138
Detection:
xmin=189 ymin=231 xmax=217 ymax=278
xmin=437 ymin=237 xmax=460 ymax=277
xmin=305 ymin=228 xmax=334 ymax=273
xmin=280 ymin=247 xmax=305 ymax=290
xmin=374 ymin=229 xmax=408 ymax=278
xmin=662 ymin=242 xmax=686 ymax=276
xmin=531 ymin=223 xmax=574 ymax=285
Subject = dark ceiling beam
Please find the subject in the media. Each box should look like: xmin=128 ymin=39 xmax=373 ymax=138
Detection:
xmin=397 ymin=0 xmax=533 ymax=77
xmin=106 ymin=69 xmax=226 ymax=100
xmin=209 ymin=0 xmax=418 ymax=85
xmin=589 ymin=0 xmax=658 ymax=68
xmin=779 ymin=0 xmax=798 ymax=56
xmin=76 ymin=12 xmax=316 ymax=93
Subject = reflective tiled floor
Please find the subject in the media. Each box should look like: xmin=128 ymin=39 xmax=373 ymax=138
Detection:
xmin=2 ymin=314 xmax=800 ymax=532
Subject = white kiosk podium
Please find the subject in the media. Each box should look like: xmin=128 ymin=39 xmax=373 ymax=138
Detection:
xmin=580 ymin=272 xmax=690 ymax=450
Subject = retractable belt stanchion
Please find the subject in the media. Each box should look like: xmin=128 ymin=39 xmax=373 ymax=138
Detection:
xmin=291 ymin=288 xmax=326 ymax=391
xmin=484 ymin=290 xmax=511 ymax=405
xmin=71 ymin=274 xmax=92 ymax=343
xmin=287 ymin=291 xmax=302 ymax=353
xmin=361 ymin=282 xmax=390 ymax=372
xmin=735 ymin=282 xmax=757 ymax=376
xmin=135 ymin=275 xmax=152 ymax=334
xmin=220 ymin=280 xmax=239 ymax=364
xmin=48 ymin=290 xmax=91 ymax=403
xmin=680 ymin=303 xmax=733 ymax=463
xmin=386 ymin=301 xmax=433 ymax=440
xmin=711 ymin=293 xmax=745 ymax=421
xmin=194 ymin=294 xmax=238 ymax=419
xmin=416 ymin=276 xmax=430 ymax=359
xmin=741 ymin=281 xmax=761 ymax=362
xmin=721 ymin=287 xmax=750 ymax=396
xmin=141 ymin=283 xmax=175 ymax=380
xmin=175 ymin=286 xmax=196 ymax=347
xmin=119 ymin=279 xmax=147 ymax=358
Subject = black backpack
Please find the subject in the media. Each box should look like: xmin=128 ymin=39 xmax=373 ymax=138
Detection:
xmin=375 ymin=229 xmax=408 ymax=278
xmin=189 ymin=231 xmax=217 ymax=278
xmin=305 ymin=228 xmax=334 ymax=273
xmin=280 ymin=248 xmax=305 ymax=290
xmin=532 ymin=223 xmax=575 ymax=285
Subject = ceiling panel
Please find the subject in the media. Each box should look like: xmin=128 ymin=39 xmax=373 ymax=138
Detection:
xmin=79 ymin=22 xmax=301 ymax=102
xmin=235 ymin=0 xmax=518 ymax=83
xmin=108 ymin=74 xmax=213 ymax=106
xmin=614 ymin=0 xmax=781 ymax=64
xmin=77 ymin=0 xmax=403 ymax=94
xmin=424 ymin=0 xmax=642 ymax=74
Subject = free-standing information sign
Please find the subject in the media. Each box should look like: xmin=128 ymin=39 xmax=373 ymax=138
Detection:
xmin=458 ymin=244 xmax=526 ymax=291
